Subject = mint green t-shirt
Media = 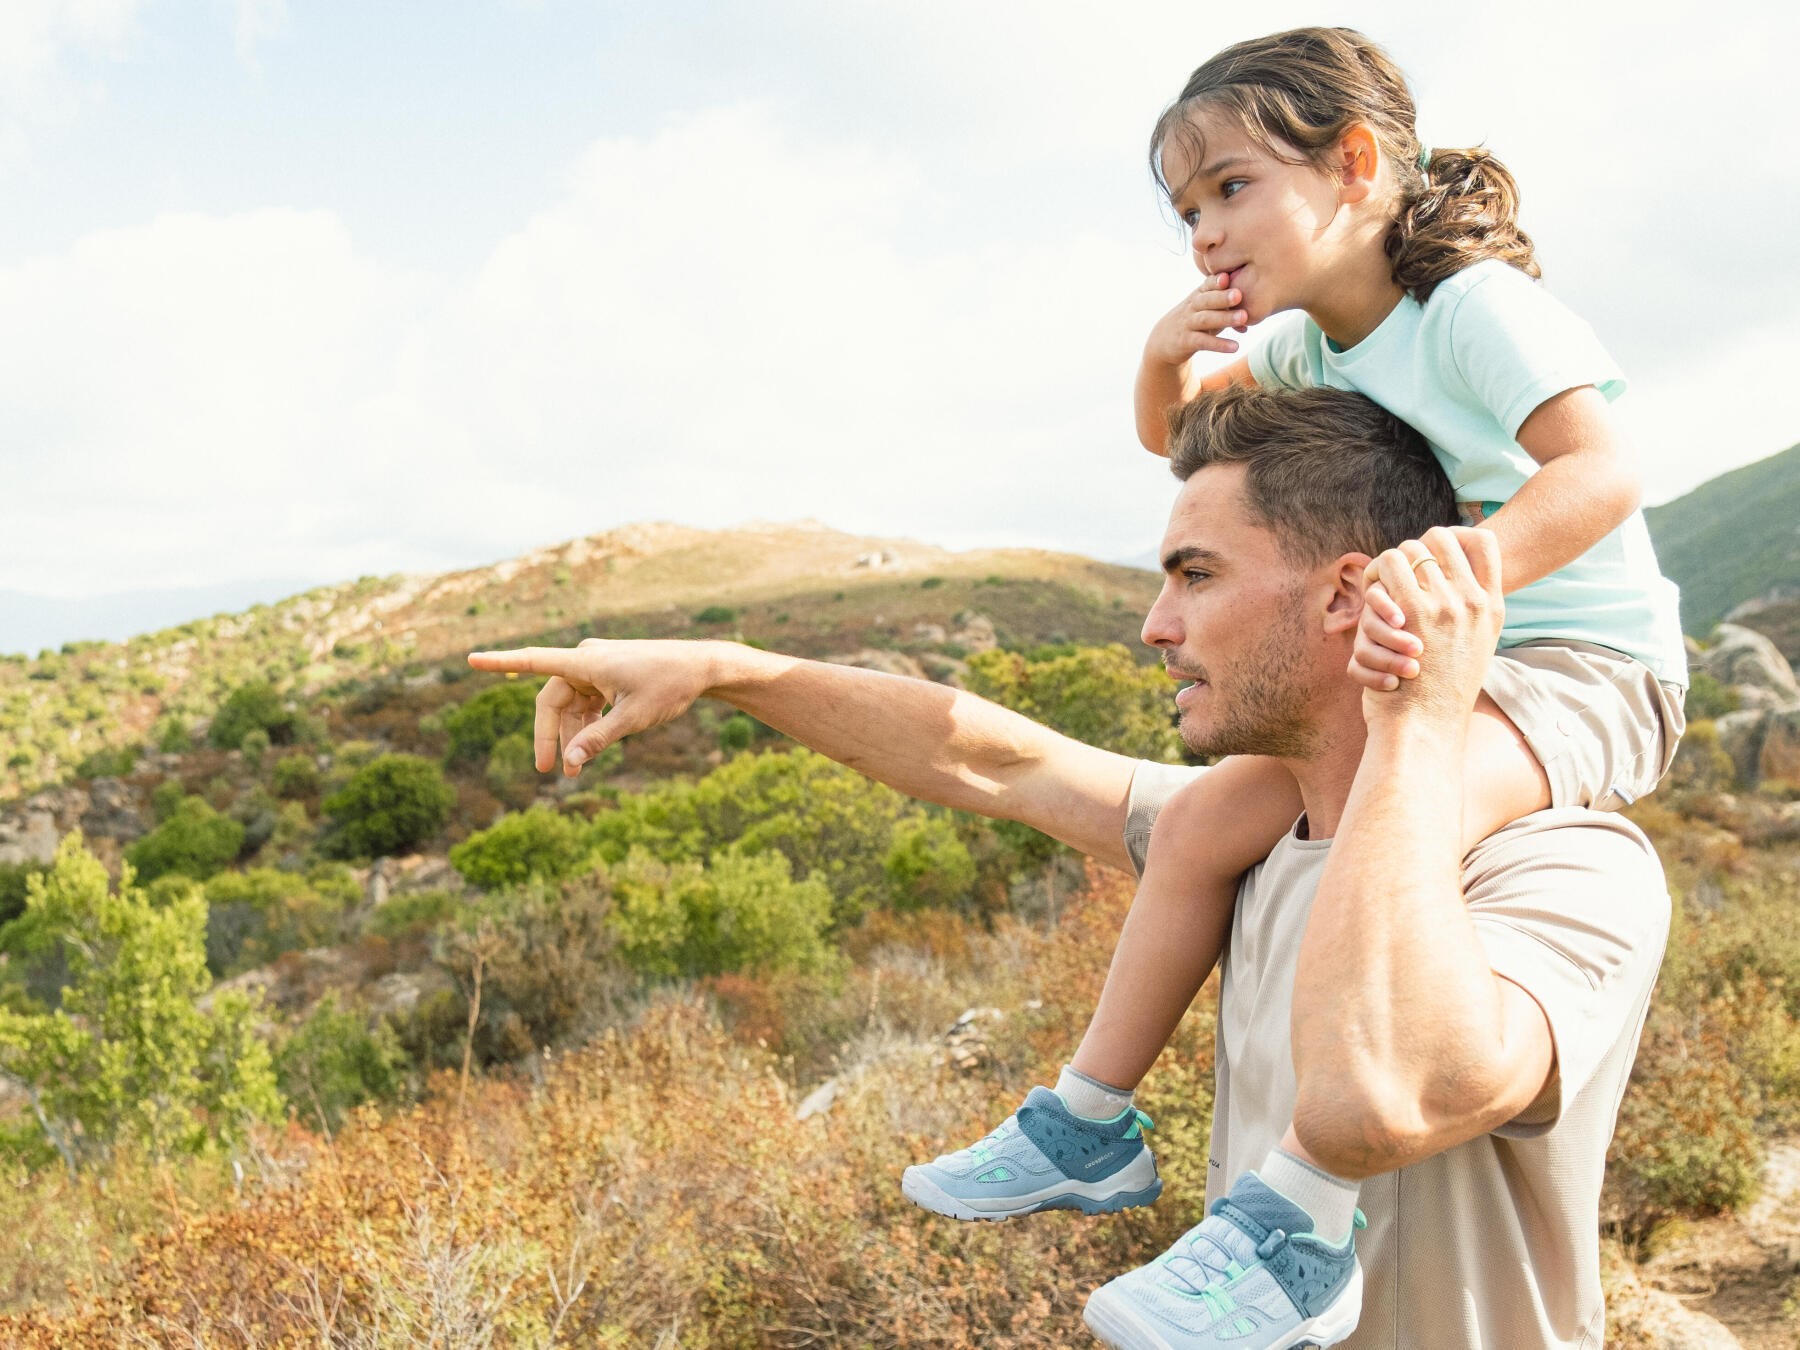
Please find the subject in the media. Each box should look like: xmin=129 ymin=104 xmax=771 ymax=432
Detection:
xmin=1247 ymin=259 xmax=1687 ymax=685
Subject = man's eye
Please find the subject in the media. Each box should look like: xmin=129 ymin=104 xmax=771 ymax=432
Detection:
xmin=1183 ymin=569 xmax=1210 ymax=583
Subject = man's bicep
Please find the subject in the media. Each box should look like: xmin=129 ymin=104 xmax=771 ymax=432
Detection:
xmin=1008 ymin=740 xmax=1145 ymax=873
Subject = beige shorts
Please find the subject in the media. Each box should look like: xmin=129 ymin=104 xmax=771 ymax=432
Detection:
xmin=1482 ymin=639 xmax=1687 ymax=814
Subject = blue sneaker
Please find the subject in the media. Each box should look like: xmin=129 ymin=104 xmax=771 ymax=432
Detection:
xmin=1083 ymin=1173 xmax=1365 ymax=1350
xmin=901 ymin=1086 xmax=1162 ymax=1221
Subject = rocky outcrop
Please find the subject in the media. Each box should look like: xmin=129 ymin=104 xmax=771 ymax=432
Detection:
xmin=0 ymin=808 xmax=60 ymax=867
xmin=949 ymin=612 xmax=998 ymax=654
xmin=828 ymin=649 xmax=928 ymax=681
xmin=1696 ymin=624 xmax=1800 ymax=712
xmin=79 ymin=778 xmax=145 ymax=844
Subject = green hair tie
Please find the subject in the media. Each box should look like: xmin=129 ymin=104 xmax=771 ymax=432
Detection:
xmin=1416 ymin=145 xmax=1432 ymax=172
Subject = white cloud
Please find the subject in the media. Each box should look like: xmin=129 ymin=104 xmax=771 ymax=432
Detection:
xmin=0 ymin=0 xmax=146 ymax=159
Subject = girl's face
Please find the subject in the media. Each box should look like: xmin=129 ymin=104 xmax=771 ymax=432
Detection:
xmin=1159 ymin=110 xmax=1348 ymax=326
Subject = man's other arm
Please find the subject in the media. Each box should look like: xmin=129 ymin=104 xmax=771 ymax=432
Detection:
xmin=469 ymin=639 xmax=1143 ymax=872
xmin=1288 ymin=529 xmax=1556 ymax=1178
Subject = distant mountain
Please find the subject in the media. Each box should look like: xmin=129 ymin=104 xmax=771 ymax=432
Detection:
xmin=1645 ymin=440 xmax=1800 ymax=639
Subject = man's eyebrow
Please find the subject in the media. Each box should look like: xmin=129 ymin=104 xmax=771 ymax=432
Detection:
xmin=1162 ymin=545 xmax=1224 ymax=573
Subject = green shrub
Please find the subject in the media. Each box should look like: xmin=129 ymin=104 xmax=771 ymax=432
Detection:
xmin=203 ymin=866 xmax=358 ymax=976
xmin=271 ymin=753 xmax=322 ymax=799
xmin=0 ymin=861 xmax=48 ymax=929
xmin=442 ymin=681 xmax=541 ymax=766
xmin=1684 ymin=669 xmax=1739 ymax=721
xmin=966 ymin=643 xmax=1182 ymax=763
xmin=208 ymin=681 xmax=296 ymax=751
xmin=275 ymin=993 xmax=407 ymax=1134
xmin=320 ymin=754 xmax=456 ymax=860
xmin=882 ymin=815 xmax=977 ymax=911
xmin=363 ymin=889 xmax=462 ymax=940
xmin=608 ymin=848 xmax=833 ymax=979
xmin=692 ymin=605 xmax=738 ymax=625
xmin=151 ymin=779 xmax=187 ymax=823
xmin=240 ymin=727 xmax=271 ymax=770
xmin=717 ymin=715 xmax=756 ymax=753
xmin=124 ymin=797 xmax=246 ymax=882
xmin=74 ymin=744 xmax=139 ymax=780
xmin=449 ymin=808 xmax=590 ymax=891
xmin=920 ymin=576 xmax=944 ymax=589
xmin=484 ymin=732 xmax=539 ymax=809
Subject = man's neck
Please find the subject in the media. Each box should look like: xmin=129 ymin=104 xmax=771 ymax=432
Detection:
xmin=1281 ymin=698 xmax=1370 ymax=841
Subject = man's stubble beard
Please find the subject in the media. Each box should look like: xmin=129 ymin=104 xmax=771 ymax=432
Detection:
xmin=1176 ymin=600 xmax=1320 ymax=760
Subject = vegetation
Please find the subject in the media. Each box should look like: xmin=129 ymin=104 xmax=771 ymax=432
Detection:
xmin=123 ymin=796 xmax=245 ymax=882
xmin=321 ymin=753 xmax=456 ymax=859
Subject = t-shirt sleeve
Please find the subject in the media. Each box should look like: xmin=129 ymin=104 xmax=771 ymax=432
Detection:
xmin=1445 ymin=265 xmax=1628 ymax=439
xmin=1246 ymin=311 xmax=1319 ymax=390
xmin=1123 ymin=760 xmax=1210 ymax=878
xmin=1460 ymin=812 xmax=1670 ymax=1136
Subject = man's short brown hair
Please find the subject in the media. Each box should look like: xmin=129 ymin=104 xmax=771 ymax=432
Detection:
xmin=1168 ymin=385 xmax=1458 ymax=566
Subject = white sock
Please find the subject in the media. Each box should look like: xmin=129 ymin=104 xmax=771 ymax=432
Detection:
xmin=1055 ymin=1065 xmax=1135 ymax=1121
xmin=1257 ymin=1146 xmax=1359 ymax=1245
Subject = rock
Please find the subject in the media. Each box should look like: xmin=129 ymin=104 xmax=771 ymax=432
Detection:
xmin=1713 ymin=710 xmax=1770 ymax=787
xmin=796 ymin=1078 xmax=840 ymax=1121
xmin=911 ymin=623 xmax=947 ymax=644
xmin=828 ymin=649 xmax=928 ymax=681
xmin=949 ymin=612 xmax=998 ymax=654
xmin=942 ymin=1006 xmax=1004 ymax=1074
xmin=392 ymin=856 xmax=464 ymax=895
xmin=365 ymin=968 xmax=453 ymax=1020
xmin=80 ymin=778 xmax=146 ymax=843
xmin=1607 ymin=1253 xmax=1745 ymax=1349
xmin=1758 ymin=709 xmax=1800 ymax=786
xmin=1744 ymin=1138 xmax=1800 ymax=1269
xmin=1701 ymin=624 xmax=1800 ymax=711
xmin=0 ymin=809 xmax=61 ymax=866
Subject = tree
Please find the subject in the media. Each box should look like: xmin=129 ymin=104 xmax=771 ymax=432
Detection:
xmin=275 ymin=993 xmax=407 ymax=1133
xmin=124 ymin=795 xmax=246 ymax=882
xmin=0 ymin=834 xmax=284 ymax=1167
xmin=965 ymin=644 xmax=1183 ymax=763
xmin=882 ymin=815 xmax=977 ymax=911
xmin=321 ymin=753 xmax=456 ymax=859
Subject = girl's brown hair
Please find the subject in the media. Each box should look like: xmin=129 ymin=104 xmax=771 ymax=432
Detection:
xmin=1150 ymin=27 xmax=1539 ymax=303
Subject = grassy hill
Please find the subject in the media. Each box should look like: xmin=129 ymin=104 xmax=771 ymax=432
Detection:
xmin=0 ymin=520 xmax=1162 ymax=802
xmin=1645 ymin=439 xmax=1800 ymax=637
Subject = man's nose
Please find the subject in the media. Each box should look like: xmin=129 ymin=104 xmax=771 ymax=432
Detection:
xmin=1142 ymin=583 xmax=1181 ymax=648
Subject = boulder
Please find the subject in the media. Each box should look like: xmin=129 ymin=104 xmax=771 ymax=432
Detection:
xmin=949 ymin=612 xmax=998 ymax=654
xmin=941 ymin=1006 xmax=1004 ymax=1073
xmin=1606 ymin=1252 xmax=1745 ymax=1349
xmin=1758 ymin=709 xmax=1800 ymax=786
xmin=1712 ymin=710 xmax=1770 ymax=787
xmin=79 ymin=778 xmax=146 ymax=844
xmin=829 ymin=649 xmax=928 ymax=681
xmin=0 ymin=809 xmax=61 ymax=867
xmin=1701 ymin=624 xmax=1800 ymax=711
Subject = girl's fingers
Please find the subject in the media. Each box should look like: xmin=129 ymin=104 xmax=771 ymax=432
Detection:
xmin=1363 ymin=579 xmax=1408 ymax=631
xmin=1189 ymin=287 xmax=1244 ymax=312
xmin=1355 ymin=624 xmax=1421 ymax=678
xmin=1182 ymin=332 xmax=1240 ymax=355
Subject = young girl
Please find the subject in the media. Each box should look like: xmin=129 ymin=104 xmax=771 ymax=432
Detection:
xmin=902 ymin=25 xmax=1687 ymax=1348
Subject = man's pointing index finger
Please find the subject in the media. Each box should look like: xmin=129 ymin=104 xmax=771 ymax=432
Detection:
xmin=468 ymin=647 xmax=567 ymax=676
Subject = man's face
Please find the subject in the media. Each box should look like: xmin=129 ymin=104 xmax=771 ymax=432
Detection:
xmin=1142 ymin=464 xmax=1329 ymax=759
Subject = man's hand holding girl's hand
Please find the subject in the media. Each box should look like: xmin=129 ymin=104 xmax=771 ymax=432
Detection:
xmin=1144 ymin=272 xmax=1250 ymax=367
xmin=1353 ymin=526 xmax=1503 ymax=727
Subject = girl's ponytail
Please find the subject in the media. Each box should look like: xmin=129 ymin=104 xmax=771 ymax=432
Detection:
xmin=1385 ymin=147 xmax=1539 ymax=303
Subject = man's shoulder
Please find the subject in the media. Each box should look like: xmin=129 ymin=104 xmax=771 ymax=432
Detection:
xmin=1463 ymin=806 xmax=1664 ymax=882
xmin=1123 ymin=761 xmax=1208 ymax=877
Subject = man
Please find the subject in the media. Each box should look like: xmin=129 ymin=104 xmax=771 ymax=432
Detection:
xmin=469 ymin=385 xmax=1667 ymax=1349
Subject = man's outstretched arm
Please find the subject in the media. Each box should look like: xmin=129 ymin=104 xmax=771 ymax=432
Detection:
xmin=467 ymin=639 xmax=1143 ymax=871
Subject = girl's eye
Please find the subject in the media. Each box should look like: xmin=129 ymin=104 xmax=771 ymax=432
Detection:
xmin=1181 ymin=208 xmax=1201 ymax=229
xmin=1221 ymin=179 xmax=1247 ymax=199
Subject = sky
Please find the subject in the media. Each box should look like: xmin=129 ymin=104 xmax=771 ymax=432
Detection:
xmin=4 ymin=0 xmax=1797 ymax=649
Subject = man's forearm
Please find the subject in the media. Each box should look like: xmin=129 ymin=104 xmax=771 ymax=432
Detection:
xmin=701 ymin=643 xmax=1140 ymax=870
xmin=1288 ymin=722 xmax=1527 ymax=1177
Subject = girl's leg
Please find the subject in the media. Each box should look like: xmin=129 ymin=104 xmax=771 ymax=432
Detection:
xmin=1069 ymin=755 xmax=1304 ymax=1091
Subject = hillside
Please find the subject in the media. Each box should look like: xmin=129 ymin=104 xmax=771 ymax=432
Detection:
xmin=0 ymin=520 xmax=1163 ymax=802
xmin=1645 ymin=439 xmax=1800 ymax=638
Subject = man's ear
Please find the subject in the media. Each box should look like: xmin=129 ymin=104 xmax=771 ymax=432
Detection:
xmin=1334 ymin=125 xmax=1380 ymax=205
xmin=1321 ymin=553 xmax=1373 ymax=635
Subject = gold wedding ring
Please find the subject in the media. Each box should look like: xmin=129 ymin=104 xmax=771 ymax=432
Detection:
xmin=1409 ymin=554 xmax=1441 ymax=574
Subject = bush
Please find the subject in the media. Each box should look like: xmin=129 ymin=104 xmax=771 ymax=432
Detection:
xmin=320 ymin=754 xmax=456 ymax=860
xmin=363 ymin=889 xmax=462 ymax=940
xmin=882 ymin=814 xmax=977 ymax=911
xmin=124 ymin=797 xmax=246 ymax=882
xmin=717 ymin=714 xmax=756 ymax=753
xmin=484 ymin=731 xmax=539 ymax=809
xmin=0 ymin=861 xmax=48 ymax=929
xmin=203 ymin=866 xmax=359 ymax=975
xmin=1684 ymin=668 xmax=1738 ymax=721
xmin=449 ymin=808 xmax=591 ymax=891
xmin=275 ymin=994 xmax=407 ymax=1133
xmin=692 ymin=605 xmax=738 ymax=625
xmin=271 ymin=753 xmax=321 ymax=799
xmin=966 ymin=643 xmax=1182 ymax=763
xmin=74 ymin=744 xmax=139 ymax=780
xmin=208 ymin=681 xmax=296 ymax=751
xmin=239 ymin=727 xmax=271 ymax=770
xmin=609 ymin=848 xmax=834 ymax=979
xmin=442 ymin=681 xmax=541 ymax=766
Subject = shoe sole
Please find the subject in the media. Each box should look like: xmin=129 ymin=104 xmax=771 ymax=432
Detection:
xmin=1083 ymin=1261 xmax=1363 ymax=1349
xmin=901 ymin=1157 xmax=1162 ymax=1222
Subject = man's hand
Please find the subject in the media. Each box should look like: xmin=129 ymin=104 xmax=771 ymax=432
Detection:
xmin=1360 ymin=526 xmax=1502 ymax=726
xmin=1144 ymin=273 xmax=1249 ymax=367
xmin=467 ymin=638 xmax=722 ymax=775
